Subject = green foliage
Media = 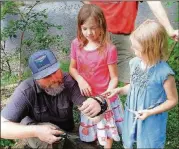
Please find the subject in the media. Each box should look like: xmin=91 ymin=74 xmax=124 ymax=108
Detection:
xmin=20 ymin=9 xmax=63 ymax=50
xmin=60 ymin=61 xmax=70 ymax=72
xmin=168 ymin=39 xmax=179 ymax=87
xmin=165 ymin=2 xmax=174 ymax=6
xmin=1 ymin=1 xmax=66 ymax=81
xmin=73 ymin=107 xmax=80 ymax=124
xmin=166 ymin=40 xmax=179 ymax=149
xmin=0 ymin=139 xmax=15 ymax=147
xmin=165 ymin=106 xmax=179 ymax=149
xmin=1 ymin=72 xmax=19 ymax=86
xmin=1 ymin=1 xmax=19 ymax=19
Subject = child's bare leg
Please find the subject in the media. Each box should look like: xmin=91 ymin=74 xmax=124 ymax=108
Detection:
xmin=104 ymin=138 xmax=113 ymax=149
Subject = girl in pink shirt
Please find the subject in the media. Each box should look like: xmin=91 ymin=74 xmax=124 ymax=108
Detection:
xmin=69 ymin=4 xmax=124 ymax=149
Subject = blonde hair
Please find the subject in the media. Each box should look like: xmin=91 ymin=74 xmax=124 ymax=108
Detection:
xmin=131 ymin=19 xmax=168 ymax=66
xmin=77 ymin=4 xmax=109 ymax=52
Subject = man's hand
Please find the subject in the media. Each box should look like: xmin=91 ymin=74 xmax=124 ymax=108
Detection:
xmin=34 ymin=125 xmax=64 ymax=144
xmin=169 ymin=29 xmax=179 ymax=42
xmin=79 ymin=97 xmax=101 ymax=118
xmin=147 ymin=1 xmax=179 ymax=42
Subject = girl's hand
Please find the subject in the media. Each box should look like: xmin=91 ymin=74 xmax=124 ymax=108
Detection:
xmin=78 ymin=77 xmax=92 ymax=96
xmin=137 ymin=109 xmax=152 ymax=120
xmin=101 ymin=87 xmax=121 ymax=98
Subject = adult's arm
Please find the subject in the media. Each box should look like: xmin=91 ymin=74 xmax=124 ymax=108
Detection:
xmin=81 ymin=1 xmax=90 ymax=4
xmin=1 ymin=80 xmax=63 ymax=144
xmin=1 ymin=116 xmax=36 ymax=139
xmin=147 ymin=1 xmax=178 ymax=41
xmin=1 ymin=116 xmax=63 ymax=144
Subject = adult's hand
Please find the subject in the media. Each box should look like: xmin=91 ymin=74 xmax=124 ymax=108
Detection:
xmin=34 ymin=124 xmax=64 ymax=144
xmin=78 ymin=97 xmax=101 ymax=118
xmin=169 ymin=29 xmax=179 ymax=42
xmin=147 ymin=1 xmax=179 ymax=42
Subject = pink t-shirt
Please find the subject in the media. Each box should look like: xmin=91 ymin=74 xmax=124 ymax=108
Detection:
xmin=70 ymin=38 xmax=118 ymax=102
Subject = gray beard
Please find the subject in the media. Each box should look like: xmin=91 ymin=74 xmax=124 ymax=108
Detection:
xmin=44 ymin=83 xmax=65 ymax=96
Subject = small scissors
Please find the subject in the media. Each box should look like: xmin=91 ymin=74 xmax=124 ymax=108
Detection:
xmin=127 ymin=109 xmax=141 ymax=119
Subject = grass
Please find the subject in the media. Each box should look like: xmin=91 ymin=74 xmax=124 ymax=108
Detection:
xmin=1 ymin=72 xmax=19 ymax=87
xmin=60 ymin=60 xmax=70 ymax=72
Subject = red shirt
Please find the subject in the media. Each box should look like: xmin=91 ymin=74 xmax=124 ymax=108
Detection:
xmin=71 ymin=38 xmax=118 ymax=102
xmin=91 ymin=1 xmax=139 ymax=34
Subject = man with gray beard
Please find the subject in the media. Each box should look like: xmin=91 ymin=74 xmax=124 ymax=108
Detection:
xmin=1 ymin=50 xmax=107 ymax=149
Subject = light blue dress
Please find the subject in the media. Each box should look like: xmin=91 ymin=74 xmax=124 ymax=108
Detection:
xmin=122 ymin=57 xmax=175 ymax=148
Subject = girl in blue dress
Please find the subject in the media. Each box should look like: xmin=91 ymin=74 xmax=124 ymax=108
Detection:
xmin=103 ymin=20 xmax=178 ymax=148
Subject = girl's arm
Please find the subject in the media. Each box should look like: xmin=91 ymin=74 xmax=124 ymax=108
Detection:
xmin=138 ymin=75 xmax=178 ymax=120
xmin=118 ymin=84 xmax=131 ymax=95
xmin=106 ymin=63 xmax=118 ymax=91
xmin=150 ymin=75 xmax=178 ymax=114
xmin=69 ymin=58 xmax=83 ymax=82
xmin=69 ymin=59 xmax=92 ymax=96
xmin=103 ymin=63 xmax=130 ymax=98
xmin=102 ymin=84 xmax=130 ymax=98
